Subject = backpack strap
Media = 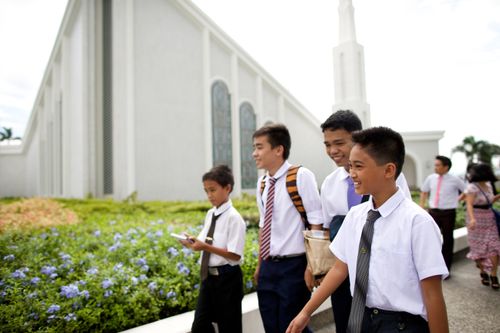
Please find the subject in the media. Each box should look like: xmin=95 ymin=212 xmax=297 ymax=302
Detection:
xmin=259 ymin=166 xmax=310 ymax=228
xmin=286 ymin=165 xmax=310 ymax=228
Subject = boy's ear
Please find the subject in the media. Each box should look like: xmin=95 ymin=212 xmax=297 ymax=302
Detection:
xmin=384 ymin=162 xmax=397 ymax=180
xmin=274 ymin=145 xmax=284 ymax=158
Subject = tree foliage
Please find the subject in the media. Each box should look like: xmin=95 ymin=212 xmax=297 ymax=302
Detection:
xmin=452 ymin=136 xmax=500 ymax=166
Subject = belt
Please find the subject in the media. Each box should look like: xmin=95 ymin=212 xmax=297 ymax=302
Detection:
xmin=366 ymin=307 xmax=424 ymax=322
xmin=207 ymin=264 xmax=239 ymax=276
xmin=473 ymin=204 xmax=491 ymax=210
xmin=429 ymin=208 xmax=455 ymax=212
xmin=267 ymin=253 xmax=305 ymax=262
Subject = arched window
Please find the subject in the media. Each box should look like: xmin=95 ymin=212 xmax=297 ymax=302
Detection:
xmin=239 ymin=102 xmax=257 ymax=189
xmin=211 ymin=81 xmax=232 ymax=168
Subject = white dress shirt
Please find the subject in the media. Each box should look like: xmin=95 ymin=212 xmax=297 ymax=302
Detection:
xmin=197 ymin=199 xmax=246 ymax=266
xmin=256 ymin=161 xmax=323 ymax=256
xmin=321 ymin=167 xmax=412 ymax=228
xmin=330 ymin=188 xmax=448 ymax=319
xmin=421 ymin=173 xmax=465 ymax=209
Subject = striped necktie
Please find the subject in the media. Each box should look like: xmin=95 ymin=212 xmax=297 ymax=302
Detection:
xmin=260 ymin=177 xmax=276 ymax=260
xmin=347 ymin=209 xmax=381 ymax=333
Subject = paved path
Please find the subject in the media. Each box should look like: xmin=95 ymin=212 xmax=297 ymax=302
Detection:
xmin=314 ymin=252 xmax=500 ymax=333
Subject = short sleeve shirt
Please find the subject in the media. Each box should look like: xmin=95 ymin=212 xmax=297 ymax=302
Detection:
xmin=197 ymin=199 xmax=246 ymax=266
xmin=330 ymin=188 xmax=448 ymax=319
xmin=421 ymin=173 xmax=465 ymax=209
xmin=256 ymin=161 xmax=323 ymax=256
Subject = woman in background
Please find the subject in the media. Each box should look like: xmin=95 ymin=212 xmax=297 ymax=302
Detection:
xmin=465 ymin=163 xmax=500 ymax=290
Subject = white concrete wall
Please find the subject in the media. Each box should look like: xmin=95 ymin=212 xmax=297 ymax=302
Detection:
xmin=131 ymin=0 xmax=206 ymax=201
xmin=0 ymin=148 xmax=25 ymax=197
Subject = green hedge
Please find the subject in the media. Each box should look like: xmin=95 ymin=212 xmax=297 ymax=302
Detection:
xmin=0 ymin=198 xmax=259 ymax=332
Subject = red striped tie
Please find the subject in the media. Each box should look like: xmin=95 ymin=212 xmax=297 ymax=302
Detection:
xmin=260 ymin=177 xmax=276 ymax=260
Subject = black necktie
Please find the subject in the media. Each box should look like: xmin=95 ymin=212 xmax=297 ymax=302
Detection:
xmin=200 ymin=212 xmax=220 ymax=281
xmin=347 ymin=209 xmax=381 ymax=333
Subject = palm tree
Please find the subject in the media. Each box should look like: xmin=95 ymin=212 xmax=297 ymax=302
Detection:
xmin=452 ymin=136 xmax=500 ymax=166
xmin=0 ymin=127 xmax=21 ymax=143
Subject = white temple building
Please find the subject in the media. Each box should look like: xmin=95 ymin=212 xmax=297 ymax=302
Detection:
xmin=0 ymin=0 xmax=441 ymax=200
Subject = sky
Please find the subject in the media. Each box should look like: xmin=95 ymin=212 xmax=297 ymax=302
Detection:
xmin=1 ymin=0 xmax=499 ymax=173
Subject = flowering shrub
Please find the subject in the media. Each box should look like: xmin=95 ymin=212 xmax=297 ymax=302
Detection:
xmin=0 ymin=198 xmax=259 ymax=332
xmin=0 ymin=198 xmax=79 ymax=232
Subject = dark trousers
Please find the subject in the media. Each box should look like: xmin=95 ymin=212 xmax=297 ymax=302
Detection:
xmin=330 ymin=277 xmax=352 ymax=333
xmin=361 ymin=307 xmax=429 ymax=332
xmin=429 ymin=209 xmax=456 ymax=270
xmin=257 ymin=255 xmax=312 ymax=333
xmin=191 ymin=265 xmax=243 ymax=333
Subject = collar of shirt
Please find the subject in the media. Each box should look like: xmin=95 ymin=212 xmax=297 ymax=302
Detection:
xmin=266 ymin=160 xmax=291 ymax=180
xmin=369 ymin=188 xmax=405 ymax=219
xmin=212 ymin=199 xmax=233 ymax=216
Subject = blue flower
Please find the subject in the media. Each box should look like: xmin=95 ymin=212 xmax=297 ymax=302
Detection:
xmin=50 ymin=273 xmax=58 ymax=279
xmin=166 ymin=291 xmax=177 ymax=299
xmin=156 ymin=230 xmax=164 ymax=237
xmin=78 ymin=280 xmax=86 ymax=286
xmin=113 ymin=233 xmax=122 ymax=242
xmin=246 ymin=280 xmax=253 ymax=289
xmin=60 ymin=284 xmax=80 ymax=299
xmin=136 ymin=258 xmax=147 ymax=267
xmin=0 ymin=291 xmax=6 ymax=298
xmin=194 ymin=283 xmax=199 ymax=290
xmin=181 ymin=247 xmax=193 ymax=256
xmin=104 ymin=290 xmax=113 ymax=298
xmin=131 ymin=277 xmax=139 ymax=285
xmin=64 ymin=313 xmax=77 ymax=321
xmin=27 ymin=292 xmax=38 ymax=299
xmin=47 ymin=314 xmax=57 ymax=322
xmin=31 ymin=277 xmax=41 ymax=285
xmin=3 ymin=254 xmax=14 ymax=261
xmin=59 ymin=252 xmax=71 ymax=262
xmin=40 ymin=233 xmax=48 ymax=240
xmin=176 ymin=262 xmax=190 ymax=275
xmin=94 ymin=230 xmax=101 ymax=237
xmin=148 ymin=282 xmax=157 ymax=292
xmin=11 ymin=269 xmax=26 ymax=279
xmin=80 ymin=290 xmax=90 ymax=299
xmin=47 ymin=304 xmax=61 ymax=314
xmin=113 ymin=263 xmax=124 ymax=272
xmin=108 ymin=242 xmax=121 ymax=252
xmin=87 ymin=267 xmax=98 ymax=275
xmin=41 ymin=265 xmax=57 ymax=276
xmin=141 ymin=265 xmax=149 ymax=272
xmin=167 ymin=247 xmax=179 ymax=257
xmin=101 ymin=279 xmax=113 ymax=289
xmin=138 ymin=274 xmax=147 ymax=282
xmin=28 ymin=312 xmax=39 ymax=320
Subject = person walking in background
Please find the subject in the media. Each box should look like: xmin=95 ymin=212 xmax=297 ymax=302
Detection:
xmin=179 ymin=165 xmax=246 ymax=333
xmin=464 ymin=163 xmax=500 ymax=290
xmin=420 ymin=155 xmax=466 ymax=274
xmin=252 ymin=123 xmax=323 ymax=333
xmin=319 ymin=110 xmax=411 ymax=333
xmin=287 ymin=127 xmax=449 ymax=333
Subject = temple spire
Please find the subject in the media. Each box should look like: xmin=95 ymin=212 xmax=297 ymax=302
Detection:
xmin=332 ymin=0 xmax=371 ymax=127
xmin=338 ymin=0 xmax=357 ymax=43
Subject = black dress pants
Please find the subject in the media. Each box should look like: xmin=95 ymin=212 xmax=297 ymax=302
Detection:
xmin=429 ymin=208 xmax=456 ymax=271
xmin=191 ymin=265 xmax=243 ymax=333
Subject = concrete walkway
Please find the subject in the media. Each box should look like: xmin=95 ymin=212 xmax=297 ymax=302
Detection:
xmin=313 ymin=251 xmax=500 ymax=333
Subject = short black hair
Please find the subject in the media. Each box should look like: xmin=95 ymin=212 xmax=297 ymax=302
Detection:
xmin=351 ymin=126 xmax=405 ymax=178
xmin=202 ymin=165 xmax=235 ymax=192
xmin=468 ymin=163 xmax=497 ymax=183
xmin=252 ymin=123 xmax=291 ymax=160
xmin=320 ymin=110 xmax=362 ymax=133
xmin=435 ymin=155 xmax=452 ymax=170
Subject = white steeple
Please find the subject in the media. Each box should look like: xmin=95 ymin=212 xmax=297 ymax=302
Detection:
xmin=332 ymin=0 xmax=371 ymax=127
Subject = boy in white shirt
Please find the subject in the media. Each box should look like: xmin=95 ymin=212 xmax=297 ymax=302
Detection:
xmin=180 ymin=165 xmax=246 ymax=333
xmin=287 ymin=127 xmax=449 ymax=333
